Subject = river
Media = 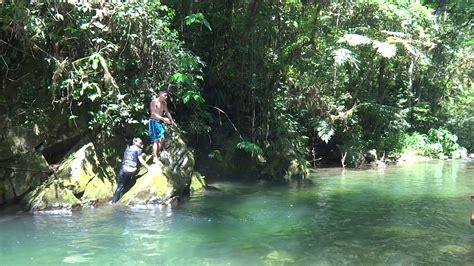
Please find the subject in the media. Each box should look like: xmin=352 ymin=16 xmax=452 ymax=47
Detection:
xmin=1 ymin=160 xmax=473 ymax=264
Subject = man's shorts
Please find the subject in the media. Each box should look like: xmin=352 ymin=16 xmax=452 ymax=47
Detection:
xmin=149 ymin=118 xmax=165 ymax=142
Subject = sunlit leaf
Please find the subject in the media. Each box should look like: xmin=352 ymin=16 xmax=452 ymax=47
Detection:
xmin=92 ymin=21 xmax=105 ymax=29
xmin=337 ymin=34 xmax=372 ymax=46
xmin=315 ymin=120 xmax=335 ymax=143
xmin=333 ymin=48 xmax=359 ymax=69
xmin=373 ymin=41 xmax=397 ymax=58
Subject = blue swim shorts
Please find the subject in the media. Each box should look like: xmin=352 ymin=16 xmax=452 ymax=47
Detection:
xmin=149 ymin=118 xmax=165 ymax=142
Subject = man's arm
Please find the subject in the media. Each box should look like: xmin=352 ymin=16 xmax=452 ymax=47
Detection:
xmin=138 ymin=153 xmax=149 ymax=169
xmin=164 ymin=102 xmax=175 ymax=126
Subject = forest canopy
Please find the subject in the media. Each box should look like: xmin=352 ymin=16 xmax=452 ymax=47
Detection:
xmin=1 ymin=0 xmax=472 ymax=177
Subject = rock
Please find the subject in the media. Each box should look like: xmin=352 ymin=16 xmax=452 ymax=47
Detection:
xmin=284 ymin=159 xmax=309 ymax=179
xmin=0 ymin=127 xmax=51 ymax=205
xmin=366 ymin=149 xmax=378 ymax=162
xmin=162 ymin=131 xmax=195 ymax=178
xmin=24 ymin=127 xmax=202 ymax=210
xmin=369 ymin=160 xmax=387 ymax=168
xmin=190 ymin=172 xmax=206 ymax=192
xmin=56 ymin=143 xmax=113 ymax=195
xmin=27 ymin=180 xmax=80 ymax=211
xmin=26 ymin=142 xmax=115 ymax=211
xmin=261 ymin=250 xmax=295 ymax=264
xmin=119 ymin=164 xmax=172 ymax=205
xmin=81 ymin=176 xmax=115 ymax=202
xmin=0 ymin=112 xmax=88 ymax=206
xmin=460 ymin=148 xmax=468 ymax=159
xmin=0 ymin=121 xmax=44 ymax=160
xmin=398 ymin=150 xmax=430 ymax=163
xmin=119 ymin=129 xmax=201 ymax=205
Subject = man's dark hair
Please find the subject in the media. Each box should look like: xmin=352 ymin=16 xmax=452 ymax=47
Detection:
xmin=132 ymin=138 xmax=142 ymax=146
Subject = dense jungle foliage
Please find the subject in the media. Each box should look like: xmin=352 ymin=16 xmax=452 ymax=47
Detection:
xmin=1 ymin=0 xmax=472 ymax=178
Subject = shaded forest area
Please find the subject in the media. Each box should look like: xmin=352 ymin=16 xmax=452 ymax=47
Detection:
xmin=1 ymin=0 xmax=473 ymax=179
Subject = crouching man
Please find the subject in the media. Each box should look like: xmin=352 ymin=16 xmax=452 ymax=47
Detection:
xmin=112 ymin=138 xmax=149 ymax=203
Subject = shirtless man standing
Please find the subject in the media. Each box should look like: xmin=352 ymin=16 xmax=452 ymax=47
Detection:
xmin=149 ymin=90 xmax=174 ymax=164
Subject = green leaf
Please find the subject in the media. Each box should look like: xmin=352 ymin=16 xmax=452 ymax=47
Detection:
xmin=315 ymin=120 xmax=335 ymax=143
xmin=171 ymin=72 xmax=187 ymax=83
xmin=337 ymin=34 xmax=371 ymax=46
xmin=208 ymin=150 xmax=223 ymax=161
xmin=184 ymin=13 xmax=212 ymax=31
xmin=373 ymin=41 xmax=397 ymax=58
xmin=236 ymin=141 xmax=263 ymax=155
xmin=80 ymin=23 xmax=90 ymax=30
xmin=333 ymin=48 xmax=359 ymax=69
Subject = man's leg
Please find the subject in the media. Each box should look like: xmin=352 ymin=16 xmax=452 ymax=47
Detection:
xmin=153 ymin=138 xmax=164 ymax=164
xmin=112 ymin=171 xmax=126 ymax=203
xmin=124 ymin=174 xmax=138 ymax=192
xmin=159 ymin=138 xmax=165 ymax=154
xmin=153 ymin=139 xmax=160 ymax=163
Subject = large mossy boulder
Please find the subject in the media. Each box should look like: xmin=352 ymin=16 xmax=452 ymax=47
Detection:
xmin=0 ymin=125 xmax=51 ymax=206
xmin=119 ymin=130 xmax=201 ymax=205
xmin=0 ymin=112 xmax=89 ymax=206
xmin=26 ymin=128 xmax=205 ymax=210
xmin=27 ymin=142 xmax=116 ymax=211
xmin=119 ymin=165 xmax=173 ymax=205
xmin=26 ymin=180 xmax=81 ymax=211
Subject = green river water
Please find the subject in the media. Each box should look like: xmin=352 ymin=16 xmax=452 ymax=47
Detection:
xmin=1 ymin=160 xmax=474 ymax=265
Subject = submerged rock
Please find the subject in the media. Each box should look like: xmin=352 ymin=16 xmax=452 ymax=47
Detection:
xmin=261 ymin=250 xmax=295 ymax=264
xmin=438 ymin=244 xmax=470 ymax=255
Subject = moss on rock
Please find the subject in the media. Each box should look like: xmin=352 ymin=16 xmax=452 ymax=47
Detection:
xmin=119 ymin=164 xmax=172 ymax=205
xmin=28 ymin=180 xmax=79 ymax=211
xmin=24 ymin=127 xmax=198 ymax=210
xmin=190 ymin=172 xmax=206 ymax=192
xmin=81 ymin=176 xmax=114 ymax=203
xmin=56 ymin=143 xmax=97 ymax=194
xmin=285 ymin=159 xmax=309 ymax=179
xmin=26 ymin=142 xmax=116 ymax=211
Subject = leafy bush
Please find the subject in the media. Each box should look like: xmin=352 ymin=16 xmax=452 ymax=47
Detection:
xmin=400 ymin=128 xmax=464 ymax=158
xmin=402 ymin=132 xmax=428 ymax=152
xmin=2 ymin=1 xmax=205 ymax=138
xmin=426 ymin=128 xmax=460 ymax=155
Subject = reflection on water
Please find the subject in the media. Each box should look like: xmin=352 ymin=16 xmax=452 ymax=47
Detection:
xmin=1 ymin=160 xmax=474 ymax=264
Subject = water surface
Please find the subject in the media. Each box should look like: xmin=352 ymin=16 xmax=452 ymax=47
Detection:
xmin=1 ymin=160 xmax=473 ymax=264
